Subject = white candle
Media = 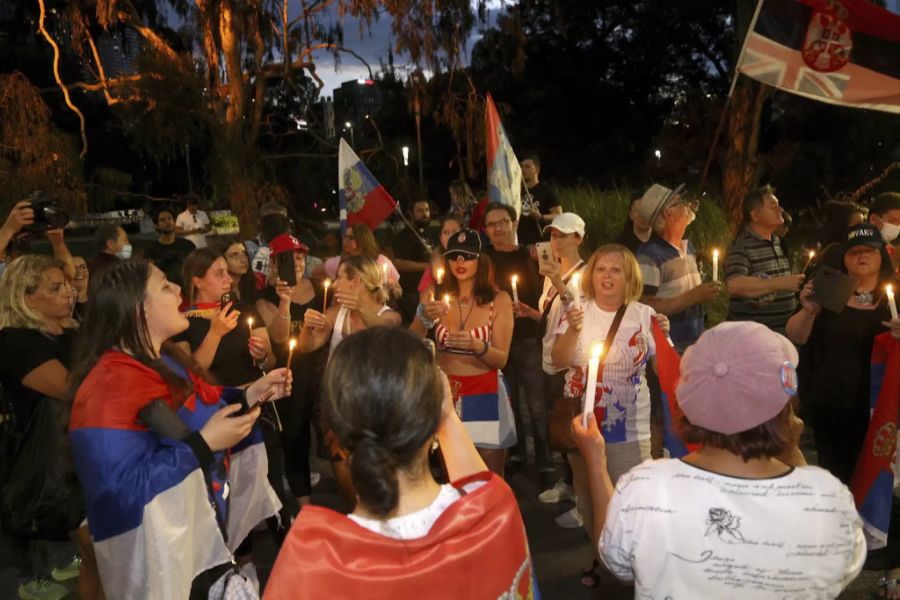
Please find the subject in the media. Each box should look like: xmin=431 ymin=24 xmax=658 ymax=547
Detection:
xmin=511 ymin=275 xmax=519 ymax=304
xmin=247 ymin=316 xmax=254 ymax=337
xmin=382 ymin=263 xmax=388 ymax=285
xmin=323 ymin=279 xmax=331 ymax=312
xmin=888 ymin=285 xmax=898 ymax=320
xmin=435 ymin=267 xmax=445 ymax=285
xmin=570 ymin=273 xmax=581 ymax=310
xmin=583 ymin=342 xmax=603 ymax=428
xmin=712 ymin=249 xmax=719 ymax=282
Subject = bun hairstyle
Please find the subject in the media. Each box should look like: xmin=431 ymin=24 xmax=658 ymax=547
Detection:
xmin=324 ymin=327 xmax=443 ymax=517
xmin=340 ymin=255 xmax=389 ymax=305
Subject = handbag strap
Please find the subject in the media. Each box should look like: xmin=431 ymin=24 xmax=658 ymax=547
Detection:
xmin=599 ymin=303 xmax=628 ymax=366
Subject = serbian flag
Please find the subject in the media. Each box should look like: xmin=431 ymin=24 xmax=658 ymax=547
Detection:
xmin=485 ymin=93 xmax=522 ymax=219
xmin=264 ymin=472 xmax=539 ymax=600
xmin=851 ymin=332 xmax=900 ymax=550
xmin=338 ymin=138 xmax=397 ymax=233
xmin=736 ymin=0 xmax=900 ymax=113
xmin=70 ymin=351 xmax=280 ymax=599
xmin=652 ymin=320 xmax=695 ymax=458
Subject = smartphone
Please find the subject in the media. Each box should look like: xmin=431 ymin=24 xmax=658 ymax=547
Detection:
xmin=220 ymin=292 xmax=232 ymax=310
xmin=536 ymin=242 xmax=556 ymax=272
xmin=138 ymin=399 xmax=190 ymax=440
xmin=276 ymin=252 xmax=298 ymax=286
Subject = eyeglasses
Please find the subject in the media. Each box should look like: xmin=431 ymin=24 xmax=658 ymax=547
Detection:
xmin=485 ymin=218 xmax=512 ymax=229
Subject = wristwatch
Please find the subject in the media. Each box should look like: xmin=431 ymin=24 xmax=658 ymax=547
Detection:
xmin=558 ymin=289 xmax=574 ymax=306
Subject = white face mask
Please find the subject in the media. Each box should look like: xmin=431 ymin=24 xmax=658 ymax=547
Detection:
xmin=881 ymin=222 xmax=900 ymax=243
xmin=116 ymin=244 xmax=133 ymax=260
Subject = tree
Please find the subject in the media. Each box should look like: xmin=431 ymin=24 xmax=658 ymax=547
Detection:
xmin=40 ymin=0 xmax=484 ymax=234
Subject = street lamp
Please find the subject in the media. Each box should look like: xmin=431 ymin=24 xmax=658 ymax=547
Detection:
xmin=402 ymin=146 xmax=410 ymax=167
xmin=654 ymin=149 xmax=662 ymax=160
xmin=344 ymin=121 xmax=354 ymax=148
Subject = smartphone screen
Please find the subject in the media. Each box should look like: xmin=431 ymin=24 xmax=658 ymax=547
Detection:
xmin=276 ymin=252 xmax=298 ymax=286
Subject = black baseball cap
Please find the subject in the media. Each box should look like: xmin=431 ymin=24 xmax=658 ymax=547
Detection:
xmin=443 ymin=228 xmax=482 ymax=260
xmin=844 ymin=223 xmax=883 ymax=251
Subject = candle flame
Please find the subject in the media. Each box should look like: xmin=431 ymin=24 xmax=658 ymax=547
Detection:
xmin=289 ymin=338 xmax=297 ymax=351
xmin=572 ymin=273 xmax=580 ymax=286
xmin=590 ymin=341 xmax=604 ymax=360
xmin=436 ymin=267 xmax=445 ymax=283
xmin=511 ymin=275 xmax=518 ymax=284
xmin=443 ymin=294 xmax=450 ymax=304
xmin=888 ymin=284 xmax=895 ymax=296
xmin=247 ymin=317 xmax=254 ymax=327
xmin=323 ymin=278 xmax=331 ymax=289
xmin=713 ymin=248 xmax=719 ymax=258
xmin=809 ymin=250 xmax=815 ymax=258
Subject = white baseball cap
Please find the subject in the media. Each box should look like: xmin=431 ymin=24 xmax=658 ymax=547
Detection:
xmin=543 ymin=213 xmax=586 ymax=238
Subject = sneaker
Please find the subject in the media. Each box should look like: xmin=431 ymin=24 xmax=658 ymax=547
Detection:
xmin=310 ymin=471 xmax=321 ymax=488
xmin=555 ymin=506 xmax=583 ymax=529
xmin=51 ymin=555 xmax=81 ymax=582
xmin=538 ymin=480 xmax=574 ymax=504
xmin=239 ymin=562 xmax=260 ymax=594
xmin=18 ymin=575 xmax=68 ymax=600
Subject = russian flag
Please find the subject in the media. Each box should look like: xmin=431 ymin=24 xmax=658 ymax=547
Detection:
xmin=338 ymin=138 xmax=397 ymax=233
xmin=70 ymin=352 xmax=280 ymax=599
xmin=485 ymin=93 xmax=522 ymax=219
xmin=851 ymin=332 xmax=900 ymax=550
xmin=651 ymin=320 xmax=693 ymax=458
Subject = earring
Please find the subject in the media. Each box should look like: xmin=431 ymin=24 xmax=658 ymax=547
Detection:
xmin=430 ymin=439 xmax=439 ymax=453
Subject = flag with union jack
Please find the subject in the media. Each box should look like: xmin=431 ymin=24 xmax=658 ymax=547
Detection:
xmin=736 ymin=0 xmax=900 ymax=113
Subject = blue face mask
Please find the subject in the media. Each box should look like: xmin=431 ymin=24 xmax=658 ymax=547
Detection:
xmin=116 ymin=244 xmax=133 ymax=260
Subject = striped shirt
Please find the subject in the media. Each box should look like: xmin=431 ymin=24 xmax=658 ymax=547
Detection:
xmin=724 ymin=226 xmax=796 ymax=334
xmin=637 ymin=235 xmax=704 ymax=352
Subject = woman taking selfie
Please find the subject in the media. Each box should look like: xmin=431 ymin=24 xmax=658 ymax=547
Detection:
xmin=264 ymin=327 xmax=536 ymax=600
xmin=410 ymin=229 xmax=514 ymax=476
xmin=68 ymin=260 xmax=289 ymax=599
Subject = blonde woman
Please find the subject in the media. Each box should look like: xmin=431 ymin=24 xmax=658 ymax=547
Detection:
xmin=0 ymin=255 xmax=104 ymax=600
xmin=299 ymin=255 xmax=401 ymax=356
xmin=551 ymin=244 xmax=664 ymax=587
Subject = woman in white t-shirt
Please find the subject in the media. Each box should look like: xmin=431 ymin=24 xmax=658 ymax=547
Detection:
xmin=551 ymin=243 xmax=660 ymax=584
xmin=571 ymin=321 xmax=866 ymax=599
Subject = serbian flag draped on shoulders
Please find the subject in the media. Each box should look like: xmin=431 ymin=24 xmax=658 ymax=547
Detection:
xmin=338 ymin=138 xmax=397 ymax=233
xmin=485 ymin=93 xmax=523 ymax=219
xmin=70 ymin=350 xmax=281 ymax=599
xmin=263 ymin=472 xmax=539 ymax=600
xmin=851 ymin=332 xmax=900 ymax=550
xmin=736 ymin=0 xmax=900 ymax=113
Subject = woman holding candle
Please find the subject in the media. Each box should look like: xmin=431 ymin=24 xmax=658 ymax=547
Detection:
xmin=256 ymin=233 xmax=326 ymax=507
xmin=418 ymin=213 xmax=464 ymax=294
xmin=551 ymin=243 xmax=662 ymax=586
xmin=175 ymin=249 xmax=275 ymax=384
xmin=410 ymin=229 xmax=515 ymax=476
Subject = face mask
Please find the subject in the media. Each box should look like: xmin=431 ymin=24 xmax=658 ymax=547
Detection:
xmin=116 ymin=244 xmax=133 ymax=260
xmin=881 ymin=222 xmax=900 ymax=243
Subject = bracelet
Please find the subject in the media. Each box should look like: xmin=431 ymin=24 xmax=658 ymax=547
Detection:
xmin=558 ymin=289 xmax=574 ymax=305
xmin=255 ymin=353 xmax=269 ymax=368
xmin=416 ymin=303 xmax=436 ymax=329
xmin=276 ymin=312 xmax=291 ymax=321
xmin=475 ymin=339 xmax=490 ymax=357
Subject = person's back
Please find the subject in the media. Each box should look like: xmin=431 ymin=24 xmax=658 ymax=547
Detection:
xmin=601 ymin=458 xmax=864 ymax=598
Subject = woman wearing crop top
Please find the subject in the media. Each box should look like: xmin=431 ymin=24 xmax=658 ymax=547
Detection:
xmin=410 ymin=229 xmax=515 ymax=476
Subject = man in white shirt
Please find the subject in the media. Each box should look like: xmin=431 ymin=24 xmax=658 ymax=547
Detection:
xmin=175 ymin=197 xmax=211 ymax=248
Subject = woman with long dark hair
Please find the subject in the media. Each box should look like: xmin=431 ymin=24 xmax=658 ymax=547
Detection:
xmin=409 ymin=229 xmax=515 ymax=476
xmin=264 ymin=327 xmax=537 ymax=599
xmin=68 ymin=260 xmax=289 ymax=599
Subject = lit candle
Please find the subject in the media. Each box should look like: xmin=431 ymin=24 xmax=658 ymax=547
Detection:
xmin=443 ymin=294 xmax=451 ymax=308
xmin=323 ymin=279 xmax=331 ymax=311
xmin=583 ymin=342 xmax=603 ymax=429
xmin=247 ymin=316 xmax=254 ymax=337
xmin=712 ymin=249 xmax=719 ymax=282
xmin=382 ymin=263 xmax=388 ymax=285
xmin=802 ymin=250 xmax=815 ymax=273
xmin=286 ymin=338 xmax=297 ymax=372
xmin=511 ymin=275 xmax=519 ymax=304
xmin=435 ymin=267 xmax=445 ymax=285
xmin=888 ymin=285 xmax=898 ymax=320
xmin=570 ymin=273 xmax=582 ymax=310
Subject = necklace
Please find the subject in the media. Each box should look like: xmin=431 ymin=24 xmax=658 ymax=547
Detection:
xmin=854 ymin=290 xmax=875 ymax=305
xmin=456 ymin=297 xmax=475 ymax=332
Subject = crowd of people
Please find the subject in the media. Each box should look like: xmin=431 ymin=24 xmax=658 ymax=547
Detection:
xmin=0 ymin=168 xmax=899 ymax=599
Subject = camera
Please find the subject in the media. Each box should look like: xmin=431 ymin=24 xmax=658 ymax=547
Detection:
xmin=24 ymin=191 xmax=70 ymax=233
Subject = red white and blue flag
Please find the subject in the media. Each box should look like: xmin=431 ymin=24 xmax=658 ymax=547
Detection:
xmin=70 ymin=351 xmax=280 ymax=599
xmin=651 ymin=320 xmax=693 ymax=458
xmin=338 ymin=138 xmax=397 ymax=233
xmin=851 ymin=332 xmax=900 ymax=549
xmin=485 ymin=93 xmax=522 ymax=219
xmin=737 ymin=0 xmax=900 ymax=113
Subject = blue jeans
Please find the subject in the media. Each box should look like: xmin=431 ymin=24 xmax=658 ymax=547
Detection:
xmin=503 ymin=339 xmax=552 ymax=471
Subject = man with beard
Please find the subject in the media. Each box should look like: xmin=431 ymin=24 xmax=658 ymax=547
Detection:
xmin=393 ymin=199 xmax=436 ymax=324
xmin=142 ymin=207 xmax=196 ymax=286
